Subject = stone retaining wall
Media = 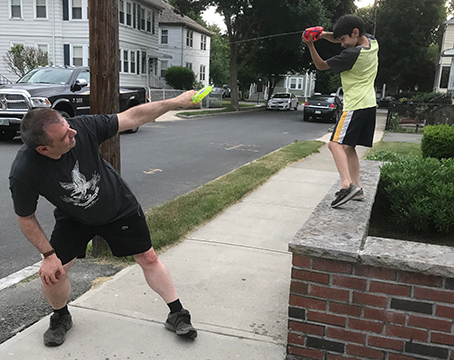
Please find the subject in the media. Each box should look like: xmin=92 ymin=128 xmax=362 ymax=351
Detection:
xmin=287 ymin=160 xmax=454 ymax=360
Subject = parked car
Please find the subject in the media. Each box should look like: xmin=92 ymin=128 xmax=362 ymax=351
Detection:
xmin=0 ymin=66 xmax=147 ymax=140
xmin=302 ymin=94 xmax=343 ymax=123
xmin=267 ymin=92 xmax=299 ymax=111
xmin=222 ymin=85 xmax=231 ymax=97
xmin=377 ymin=96 xmax=396 ymax=108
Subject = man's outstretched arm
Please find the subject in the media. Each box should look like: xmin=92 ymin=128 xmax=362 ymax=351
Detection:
xmin=117 ymin=90 xmax=197 ymax=133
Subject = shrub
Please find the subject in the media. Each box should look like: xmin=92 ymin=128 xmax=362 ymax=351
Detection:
xmin=164 ymin=66 xmax=196 ymax=90
xmin=411 ymin=92 xmax=452 ymax=104
xmin=367 ymin=150 xmax=403 ymax=162
xmin=380 ymin=157 xmax=454 ymax=234
xmin=421 ymin=124 xmax=454 ymax=159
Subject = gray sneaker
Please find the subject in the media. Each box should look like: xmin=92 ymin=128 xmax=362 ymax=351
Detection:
xmin=352 ymin=188 xmax=364 ymax=201
xmin=331 ymin=183 xmax=361 ymax=208
xmin=165 ymin=309 xmax=197 ymax=338
xmin=43 ymin=313 xmax=73 ymax=347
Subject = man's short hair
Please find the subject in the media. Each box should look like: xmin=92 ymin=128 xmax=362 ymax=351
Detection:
xmin=333 ymin=15 xmax=365 ymax=39
xmin=20 ymin=108 xmax=63 ymax=149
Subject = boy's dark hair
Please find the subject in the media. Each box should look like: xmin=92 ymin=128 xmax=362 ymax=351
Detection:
xmin=333 ymin=15 xmax=365 ymax=38
xmin=21 ymin=108 xmax=62 ymax=149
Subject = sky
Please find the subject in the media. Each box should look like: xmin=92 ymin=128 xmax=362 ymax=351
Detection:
xmin=201 ymin=1 xmax=376 ymax=32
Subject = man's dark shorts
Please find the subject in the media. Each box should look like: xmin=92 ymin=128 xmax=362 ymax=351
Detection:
xmin=50 ymin=209 xmax=152 ymax=265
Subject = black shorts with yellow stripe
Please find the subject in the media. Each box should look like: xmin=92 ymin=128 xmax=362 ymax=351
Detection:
xmin=330 ymin=106 xmax=376 ymax=147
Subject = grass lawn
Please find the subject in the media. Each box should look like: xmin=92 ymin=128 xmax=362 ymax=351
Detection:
xmin=145 ymin=140 xmax=323 ymax=251
xmin=365 ymin=140 xmax=422 ymax=159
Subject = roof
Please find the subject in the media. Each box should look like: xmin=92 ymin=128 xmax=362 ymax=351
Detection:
xmin=142 ymin=0 xmax=165 ymax=11
xmin=158 ymin=0 xmax=212 ymax=36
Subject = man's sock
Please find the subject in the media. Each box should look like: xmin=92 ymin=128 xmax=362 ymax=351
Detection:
xmin=167 ymin=299 xmax=183 ymax=314
xmin=53 ymin=305 xmax=70 ymax=317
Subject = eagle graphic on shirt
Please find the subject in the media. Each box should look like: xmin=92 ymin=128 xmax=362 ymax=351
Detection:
xmin=59 ymin=161 xmax=100 ymax=209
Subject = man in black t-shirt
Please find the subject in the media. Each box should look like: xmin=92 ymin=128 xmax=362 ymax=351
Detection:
xmin=9 ymin=91 xmax=199 ymax=346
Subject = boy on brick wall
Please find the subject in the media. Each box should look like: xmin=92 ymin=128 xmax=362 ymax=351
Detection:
xmin=302 ymin=15 xmax=379 ymax=208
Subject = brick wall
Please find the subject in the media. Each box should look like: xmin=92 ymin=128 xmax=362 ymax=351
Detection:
xmin=287 ymin=254 xmax=454 ymax=360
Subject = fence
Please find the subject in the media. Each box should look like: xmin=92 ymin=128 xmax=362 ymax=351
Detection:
xmin=148 ymin=88 xmax=223 ymax=109
xmin=385 ymin=102 xmax=454 ymax=131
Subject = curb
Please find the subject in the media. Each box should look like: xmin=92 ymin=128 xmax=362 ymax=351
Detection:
xmin=176 ymin=105 xmax=266 ymax=119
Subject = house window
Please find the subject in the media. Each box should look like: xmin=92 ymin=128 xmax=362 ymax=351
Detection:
xmin=130 ymin=51 xmax=136 ymax=74
xmin=140 ymin=7 xmax=145 ymax=30
xmin=290 ymin=78 xmax=297 ymax=89
xmin=11 ymin=0 xmax=22 ymax=18
xmin=146 ymin=10 xmax=151 ymax=32
xmin=160 ymin=60 xmax=168 ymax=78
xmin=186 ymin=62 xmax=192 ymax=70
xmin=119 ymin=0 xmax=124 ymax=24
xmin=201 ymin=35 xmax=207 ymax=51
xmin=132 ymin=3 xmax=136 ymax=28
xmin=123 ymin=50 xmax=129 ymax=73
xmin=72 ymin=46 xmax=83 ymax=66
xmin=161 ymin=29 xmax=168 ymax=44
xmin=141 ymin=51 xmax=146 ymax=74
xmin=126 ymin=2 xmax=132 ymax=26
xmin=200 ymin=65 xmax=206 ymax=81
xmin=186 ymin=30 xmax=193 ymax=47
xmin=72 ymin=0 xmax=82 ymax=20
xmin=36 ymin=0 xmax=47 ymax=18
xmin=440 ymin=66 xmax=450 ymax=89
xmin=297 ymin=79 xmax=303 ymax=90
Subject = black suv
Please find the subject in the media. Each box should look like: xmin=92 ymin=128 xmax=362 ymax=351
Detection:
xmin=0 ymin=66 xmax=146 ymax=140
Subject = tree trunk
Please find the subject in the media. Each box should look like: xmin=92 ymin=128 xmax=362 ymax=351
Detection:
xmin=229 ymin=43 xmax=240 ymax=111
xmin=89 ymin=0 xmax=120 ymax=257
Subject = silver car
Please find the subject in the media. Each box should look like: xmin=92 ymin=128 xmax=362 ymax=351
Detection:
xmin=267 ymin=92 xmax=299 ymax=111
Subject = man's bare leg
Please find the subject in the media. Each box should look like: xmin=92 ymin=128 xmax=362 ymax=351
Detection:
xmin=42 ymin=259 xmax=75 ymax=347
xmin=134 ymin=248 xmax=197 ymax=338
xmin=42 ymin=259 xmax=75 ymax=309
xmin=133 ymin=248 xmax=178 ymax=303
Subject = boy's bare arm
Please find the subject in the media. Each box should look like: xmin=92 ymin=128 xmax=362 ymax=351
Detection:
xmin=302 ymin=33 xmax=331 ymax=71
xmin=319 ymin=31 xmax=340 ymax=43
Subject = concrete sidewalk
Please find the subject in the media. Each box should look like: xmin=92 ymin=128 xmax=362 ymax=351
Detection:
xmin=0 ymin=113 xmax=386 ymax=359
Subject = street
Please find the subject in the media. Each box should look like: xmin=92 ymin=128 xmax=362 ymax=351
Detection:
xmin=0 ymin=109 xmax=331 ymax=279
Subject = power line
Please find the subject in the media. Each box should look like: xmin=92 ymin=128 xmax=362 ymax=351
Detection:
xmin=230 ymin=30 xmax=303 ymax=44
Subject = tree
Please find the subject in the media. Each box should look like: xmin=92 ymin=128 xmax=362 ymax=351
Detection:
xmin=375 ymin=0 xmax=448 ymax=92
xmin=207 ymin=24 xmax=230 ymax=86
xmin=171 ymin=0 xmax=355 ymax=106
xmin=89 ymin=0 xmax=120 ymax=256
xmin=164 ymin=66 xmax=196 ymax=89
xmin=4 ymin=44 xmax=50 ymax=77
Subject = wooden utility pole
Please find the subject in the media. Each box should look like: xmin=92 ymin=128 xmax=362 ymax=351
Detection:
xmin=89 ymin=0 xmax=120 ymax=256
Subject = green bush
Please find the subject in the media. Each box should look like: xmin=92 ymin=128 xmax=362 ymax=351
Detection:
xmin=367 ymin=150 xmax=403 ymax=162
xmin=380 ymin=157 xmax=454 ymax=234
xmin=411 ymin=92 xmax=452 ymax=104
xmin=421 ymin=124 xmax=454 ymax=159
xmin=164 ymin=66 xmax=196 ymax=90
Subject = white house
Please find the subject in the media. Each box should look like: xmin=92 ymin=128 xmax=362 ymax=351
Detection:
xmin=158 ymin=1 xmax=211 ymax=87
xmin=249 ymin=73 xmax=316 ymax=101
xmin=0 ymin=0 xmax=210 ymax=89
xmin=434 ymin=17 xmax=454 ymax=93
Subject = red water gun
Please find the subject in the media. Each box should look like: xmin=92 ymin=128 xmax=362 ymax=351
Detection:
xmin=303 ymin=26 xmax=323 ymax=41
